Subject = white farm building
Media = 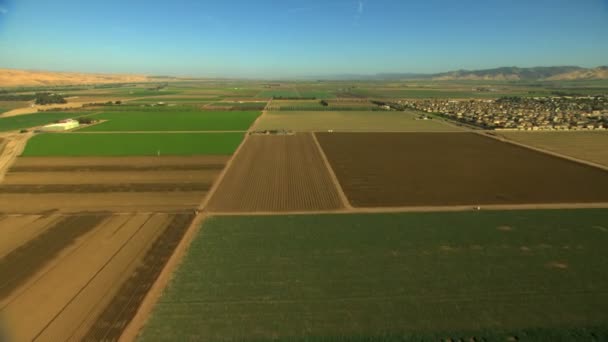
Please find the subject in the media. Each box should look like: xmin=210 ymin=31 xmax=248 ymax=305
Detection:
xmin=40 ymin=119 xmax=80 ymax=132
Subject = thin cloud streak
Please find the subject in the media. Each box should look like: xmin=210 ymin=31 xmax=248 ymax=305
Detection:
xmin=0 ymin=7 xmax=8 ymax=15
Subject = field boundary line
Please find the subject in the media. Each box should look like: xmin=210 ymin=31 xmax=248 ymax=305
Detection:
xmin=118 ymin=214 xmax=206 ymax=342
xmin=120 ymin=133 xmax=252 ymax=341
xmin=482 ymin=131 xmax=608 ymax=172
xmin=306 ymin=132 xmax=350 ymax=210
xmin=199 ymin=133 xmax=251 ymax=210
xmin=206 ymin=201 xmax=608 ymax=216
xmin=64 ymin=130 xmax=248 ymax=134
xmin=247 ymin=100 xmax=271 ymax=131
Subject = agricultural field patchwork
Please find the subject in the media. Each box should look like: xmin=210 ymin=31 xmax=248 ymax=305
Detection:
xmin=254 ymin=111 xmax=462 ymax=132
xmin=207 ymin=133 xmax=343 ymax=212
xmin=256 ymin=89 xmax=300 ymax=98
xmin=21 ymin=132 xmax=244 ymax=157
xmin=316 ymin=132 xmax=608 ymax=207
xmin=77 ymin=110 xmax=260 ymax=132
xmin=139 ymin=209 xmax=608 ymax=341
xmin=499 ymin=131 xmax=608 ymax=167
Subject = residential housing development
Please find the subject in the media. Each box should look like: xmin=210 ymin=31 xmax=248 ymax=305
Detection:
xmin=401 ymin=96 xmax=608 ymax=130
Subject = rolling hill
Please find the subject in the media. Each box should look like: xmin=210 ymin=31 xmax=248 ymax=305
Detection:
xmin=0 ymin=68 xmax=149 ymax=87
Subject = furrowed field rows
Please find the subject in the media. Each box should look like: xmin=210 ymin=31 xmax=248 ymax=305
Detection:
xmin=139 ymin=210 xmax=608 ymax=341
xmin=0 ymin=156 xmax=226 ymax=213
xmin=207 ymin=133 xmax=343 ymax=212
xmin=316 ymin=132 xmax=608 ymax=207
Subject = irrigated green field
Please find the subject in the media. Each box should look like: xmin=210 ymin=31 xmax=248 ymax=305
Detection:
xmin=253 ymin=110 xmax=463 ymax=132
xmin=139 ymin=209 xmax=608 ymax=341
xmin=297 ymin=90 xmax=336 ymax=99
xmin=77 ymin=110 xmax=260 ymax=132
xmin=21 ymin=132 xmax=244 ymax=156
xmin=0 ymin=112 xmax=84 ymax=132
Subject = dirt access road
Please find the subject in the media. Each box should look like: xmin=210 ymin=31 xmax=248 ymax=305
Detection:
xmin=0 ymin=132 xmax=32 ymax=183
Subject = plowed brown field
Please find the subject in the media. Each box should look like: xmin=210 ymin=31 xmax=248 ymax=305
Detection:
xmin=316 ymin=132 xmax=608 ymax=207
xmin=0 ymin=212 xmax=195 ymax=342
xmin=1 ymin=156 xmax=227 ymax=213
xmin=207 ymin=133 xmax=343 ymax=212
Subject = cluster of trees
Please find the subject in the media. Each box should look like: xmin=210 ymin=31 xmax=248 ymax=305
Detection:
xmin=75 ymin=117 xmax=96 ymax=124
xmin=0 ymin=92 xmax=69 ymax=104
xmin=82 ymin=100 xmax=122 ymax=107
xmin=0 ymin=94 xmax=37 ymax=101
xmin=35 ymin=92 xmax=67 ymax=105
xmin=147 ymin=83 xmax=169 ymax=91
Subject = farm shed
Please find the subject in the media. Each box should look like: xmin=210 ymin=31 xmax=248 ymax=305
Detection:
xmin=40 ymin=119 xmax=79 ymax=132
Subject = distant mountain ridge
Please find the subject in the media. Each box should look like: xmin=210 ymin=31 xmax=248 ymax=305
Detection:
xmin=314 ymin=66 xmax=608 ymax=81
xmin=432 ymin=66 xmax=607 ymax=81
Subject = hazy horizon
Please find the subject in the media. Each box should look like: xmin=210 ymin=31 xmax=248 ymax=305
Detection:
xmin=0 ymin=0 xmax=607 ymax=78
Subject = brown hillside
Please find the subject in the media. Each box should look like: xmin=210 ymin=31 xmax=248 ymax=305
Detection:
xmin=546 ymin=67 xmax=608 ymax=81
xmin=0 ymin=68 xmax=149 ymax=87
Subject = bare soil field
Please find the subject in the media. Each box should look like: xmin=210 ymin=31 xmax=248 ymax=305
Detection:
xmin=253 ymin=110 xmax=462 ymax=132
xmin=0 ymin=156 xmax=227 ymax=213
xmin=4 ymin=170 xmax=219 ymax=184
xmin=498 ymin=131 xmax=608 ymax=167
xmin=207 ymin=133 xmax=343 ymax=212
xmin=0 ymin=193 xmax=205 ymax=214
xmin=316 ymin=132 xmax=608 ymax=207
xmin=13 ymin=156 xmax=230 ymax=169
xmin=0 ymin=212 xmax=194 ymax=341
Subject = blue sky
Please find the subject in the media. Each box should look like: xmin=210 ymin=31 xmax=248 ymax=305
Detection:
xmin=0 ymin=0 xmax=607 ymax=77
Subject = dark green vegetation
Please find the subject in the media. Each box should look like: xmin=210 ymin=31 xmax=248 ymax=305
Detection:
xmin=140 ymin=209 xmax=608 ymax=341
xmin=34 ymin=92 xmax=67 ymax=105
xmin=0 ymin=92 xmax=67 ymax=104
xmin=0 ymin=112 xmax=82 ymax=132
xmin=77 ymin=110 xmax=260 ymax=132
xmin=21 ymin=132 xmax=244 ymax=156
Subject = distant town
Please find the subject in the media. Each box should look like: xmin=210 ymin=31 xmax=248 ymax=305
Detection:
xmin=399 ymin=95 xmax=608 ymax=131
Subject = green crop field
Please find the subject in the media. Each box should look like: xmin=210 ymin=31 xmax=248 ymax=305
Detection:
xmin=253 ymin=110 xmax=463 ymax=132
xmin=21 ymin=132 xmax=244 ymax=156
xmin=77 ymin=110 xmax=260 ymax=132
xmin=297 ymin=90 xmax=336 ymax=99
xmin=0 ymin=112 xmax=84 ymax=132
xmin=139 ymin=209 xmax=608 ymax=341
